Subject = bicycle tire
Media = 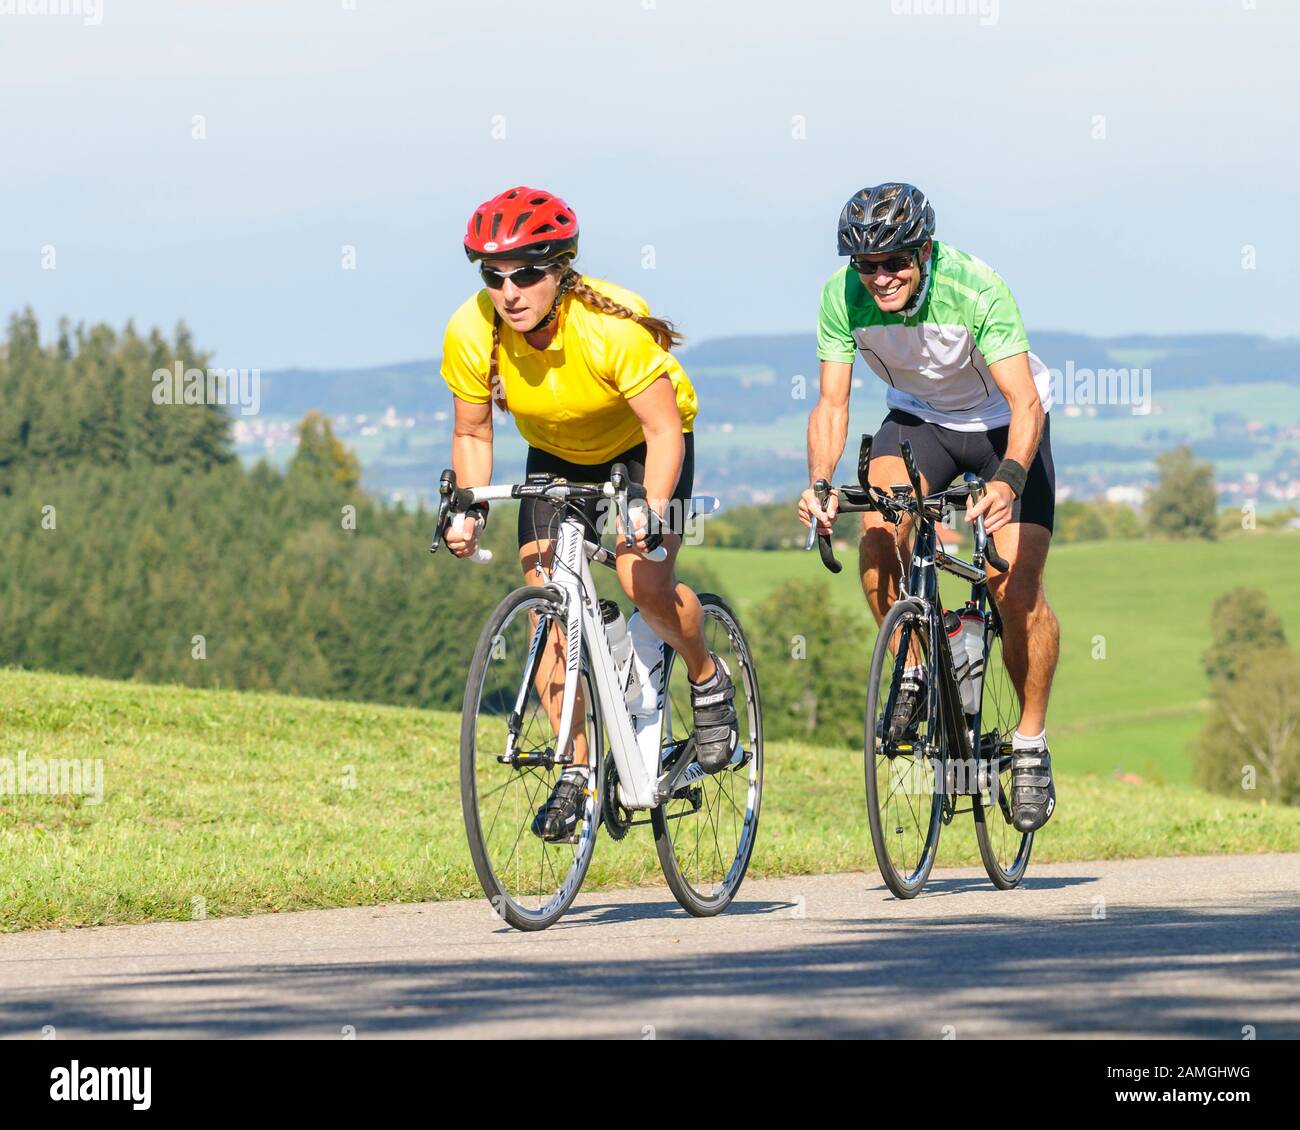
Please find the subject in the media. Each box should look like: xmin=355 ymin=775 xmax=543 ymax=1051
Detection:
xmin=864 ymin=598 xmax=944 ymax=899
xmin=653 ymin=594 xmax=763 ymax=916
xmin=460 ymin=585 xmax=603 ymax=931
xmin=972 ymin=613 xmax=1033 ymax=889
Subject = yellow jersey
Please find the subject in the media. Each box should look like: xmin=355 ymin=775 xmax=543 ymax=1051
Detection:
xmin=440 ymin=277 xmax=698 ymax=464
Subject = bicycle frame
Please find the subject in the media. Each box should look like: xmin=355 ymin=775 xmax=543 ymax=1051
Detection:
xmin=542 ymin=514 xmax=666 ymax=810
xmin=882 ymin=476 xmax=1005 ymax=796
xmin=890 ymin=518 xmax=975 ymax=769
xmin=435 ymin=470 xmax=724 ymax=812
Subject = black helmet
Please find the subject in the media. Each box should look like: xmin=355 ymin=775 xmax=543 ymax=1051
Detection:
xmin=837 ymin=183 xmax=935 ymax=256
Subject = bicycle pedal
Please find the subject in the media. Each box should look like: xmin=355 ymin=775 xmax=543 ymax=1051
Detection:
xmin=727 ymin=745 xmax=753 ymax=771
xmin=503 ymin=749 xmax=557 ymax=768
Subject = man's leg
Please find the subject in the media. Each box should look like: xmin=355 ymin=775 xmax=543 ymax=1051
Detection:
xmin=858 ymin=454 xmax=920 ymax=624
xmin=857 ymin=413 xmax=955 ymax=624
xmin=984 ymin=521 xmax=1058 ymax=734
xmin=984 ymin=520 xmax=1059 ymax=832
xmin=857 ymin=414 xmax=957 ymax=741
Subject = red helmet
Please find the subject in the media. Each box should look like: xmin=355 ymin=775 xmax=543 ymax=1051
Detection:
xmin=463 ymin=186 xmax=579 ymax=263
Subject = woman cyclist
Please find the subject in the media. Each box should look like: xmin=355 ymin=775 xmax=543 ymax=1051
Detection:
xmin=440 ymin=185 xmax=738 ymax=842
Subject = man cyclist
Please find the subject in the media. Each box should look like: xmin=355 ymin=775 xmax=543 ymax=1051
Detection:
xmin=440 ymin=186 xmax=740 ymax=842
xmin=798 ymin=182 xmax=1058 ymax=833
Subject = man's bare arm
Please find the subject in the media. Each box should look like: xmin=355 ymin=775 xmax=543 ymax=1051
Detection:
xmin=988 ymin=351 xmax=1044 ymax=469
xmin=807 ymin=359 xmax=853 ymax=483
xmin=966 ymin=351 xmax=1043 ymax=534
xmin=799 ymin=359 xmax=854 ymax=531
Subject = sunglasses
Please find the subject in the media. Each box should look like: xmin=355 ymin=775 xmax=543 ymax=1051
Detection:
xmin=479 ymin=262 xmax=558 ymax=290
xmin=851 ymin=253 xmax=916 ymax=276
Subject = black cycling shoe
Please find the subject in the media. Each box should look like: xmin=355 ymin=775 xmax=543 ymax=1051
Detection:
xmin=531 ymin=772 xmax=588 ymax=842
xmin=691 ymin=654 xmax=739 ymax=774
xmin=1010 ymin=747 xmax=1056 ymax=833
xmin=887 ymin=669 xmax=928 ymax=742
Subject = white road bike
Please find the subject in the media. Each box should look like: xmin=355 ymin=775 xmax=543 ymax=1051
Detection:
xmin=431 ymin=464 xmax=764 ymax=931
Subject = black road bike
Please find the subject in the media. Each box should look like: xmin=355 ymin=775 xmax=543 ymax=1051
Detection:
xmin=810 ymin=435 xmax=1033 ymax=898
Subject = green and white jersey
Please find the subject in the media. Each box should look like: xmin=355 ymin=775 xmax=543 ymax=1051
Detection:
xmin=817 ymin=241 xmax=1052 ymax=432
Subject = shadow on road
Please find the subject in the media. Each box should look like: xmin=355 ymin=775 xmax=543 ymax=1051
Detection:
xmin=556 ymin=898 xmax=797 ymax=926
xmin=897 ymin=874 xmax=1098 ymax=897
xmin=4 ymin=890 xmax=1297 ymax=1038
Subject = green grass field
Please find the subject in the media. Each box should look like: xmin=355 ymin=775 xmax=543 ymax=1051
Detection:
xmin=3 ymin=657 xmax=1298 ymax=932
xmin=693 ymin=531 xmax=1300 ymax=785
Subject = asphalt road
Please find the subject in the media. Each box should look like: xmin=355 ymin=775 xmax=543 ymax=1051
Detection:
xmin=3 ymin=854 xmax=1298 ymax=1039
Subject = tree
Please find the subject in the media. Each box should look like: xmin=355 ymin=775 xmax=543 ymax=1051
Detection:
xmin=749 ymin=579 xmax=872 ymax=747
xmin=288 ymin=410 xmax=361 ymax=491
xmin=1145 ymin=445 xmax=1217 ymax=539
xmin=1056 ymin=501 xmax=1108 ymax=543
xmin=1203 ymin=587 xmax=1288 ymax=682
xmin=1196 ymin=648 xmax=1300 ymax=806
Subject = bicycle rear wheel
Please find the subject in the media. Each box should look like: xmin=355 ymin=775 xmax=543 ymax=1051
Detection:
xmin=865 ymin=599 xmax=943 ymax=899
xmin=653 ymin=594 xmax=763 ymax=916
xmin=460 ymin=585 xmax=602 ymax=931
xmin=973 ymin=612 xmax=1033 ymax=888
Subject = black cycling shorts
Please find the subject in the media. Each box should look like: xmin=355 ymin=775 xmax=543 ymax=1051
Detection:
xmin=871 ymin=410 xmax=1056 ymax=532
xmin=516 ymin=432 xmax=696 ymax=549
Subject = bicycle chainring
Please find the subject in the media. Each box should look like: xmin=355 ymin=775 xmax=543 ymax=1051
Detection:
xmin=601 ymin=754 xmax=634 ymax=841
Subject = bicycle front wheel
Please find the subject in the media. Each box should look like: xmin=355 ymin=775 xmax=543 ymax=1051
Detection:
xmin=864 ymin=599 xmax=943 ymax=899
xmin=460 ymin=585 xmax=602 ymax=931
xmin=973 ymin=611 xmax=1033 ymax=889
xmin=653 ymin=594 xmax=763 ymax=916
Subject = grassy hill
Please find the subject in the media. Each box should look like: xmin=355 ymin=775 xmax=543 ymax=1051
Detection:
xmin=3 ymin=655 xmax=1299 ymax=932
xmin=692 ymin=530 xmax=1300 ymax=785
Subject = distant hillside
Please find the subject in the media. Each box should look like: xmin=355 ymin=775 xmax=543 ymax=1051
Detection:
xmin=255 ymin=332 xmax=1300 ymax=420
xmin=255 ymin=359 xmax=439 ymax=419
xmin=237 ymin=332 xmax=1300 ymax=506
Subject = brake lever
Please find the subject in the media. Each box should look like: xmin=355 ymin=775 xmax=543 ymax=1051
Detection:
xmin=964 ymin=474 xmax=1010 ymax=573
xmin=610 ymin=462 xmax=667 ymax=562
xmin=430 ymin=469 xmax=456 ymax=554
xmin=807 ymin=478 xmax=842 ymax=574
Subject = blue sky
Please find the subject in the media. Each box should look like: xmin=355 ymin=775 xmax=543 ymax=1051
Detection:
xmin=2 ymin=0 xmax=1296 ymax=369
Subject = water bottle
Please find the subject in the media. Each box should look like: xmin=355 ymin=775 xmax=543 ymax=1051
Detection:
xmin=944 ymin=606 xmax=985 ymax=715
xmin=625 ymin=612 xmax=665 ymax=719
xmin=958 ymin=608 xmax=986 ymax=713
xmin=944 ymin=609 xmax=969 ymax=695
xmin=600 ymin=599 xmax=633 ymax=678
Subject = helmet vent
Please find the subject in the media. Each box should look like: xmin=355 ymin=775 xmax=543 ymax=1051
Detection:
xmin=836 ymin=182 xmax=934 ymax=257
xmin=464 ymin=186 xmax=578 ymax=262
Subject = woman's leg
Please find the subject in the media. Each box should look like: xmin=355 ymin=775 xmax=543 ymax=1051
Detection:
xmin=516 ymin=448 xmax=595 ymax=768
xmin=613 ymin=533 xmax=713 ymax=683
